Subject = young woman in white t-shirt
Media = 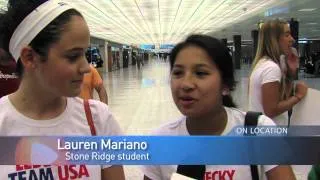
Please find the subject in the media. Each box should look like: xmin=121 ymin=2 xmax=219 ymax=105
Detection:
xmin=0 ymin=0 xmax=124 ymax=179
xmin=142 ymin=35 xmax=295 ymax=180
xmin=249 ymin=19 xmax=308 ymax=125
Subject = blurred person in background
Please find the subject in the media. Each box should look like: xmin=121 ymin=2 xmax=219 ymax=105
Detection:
xmin=0 ymin=48 xmax=20 ymax=98
xmin=79 ymin=63 xmax=108 ymax=104
xmin=248 ymin=19 xmax=308 ymax=126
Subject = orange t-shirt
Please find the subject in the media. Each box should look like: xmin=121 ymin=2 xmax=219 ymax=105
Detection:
xmin=79 ymin=65 xmax=103 ymax=100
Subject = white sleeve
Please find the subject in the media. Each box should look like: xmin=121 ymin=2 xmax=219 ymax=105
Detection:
xmin=261 ymin=62 xmax=281 ymax=84
xmin=101 ymin=109 xmax=123 ymax=136
xmin=93 ymin=101 xmax=123 ymax=136
xmin=141 ymin=165 xmax=163 ymax=180
xmin=257 ymin=115 xmax=276 ymax=126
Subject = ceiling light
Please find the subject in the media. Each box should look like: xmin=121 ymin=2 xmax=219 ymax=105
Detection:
xmin=298 ymin=8 xmax=316 ymax=12
xmin=0 ymin=0 xmax=284 ymax=45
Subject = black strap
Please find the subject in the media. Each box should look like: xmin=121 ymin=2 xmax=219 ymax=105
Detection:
xmin=244 ymin=111 xmax=261 ymax=127
xmin=176 ymin=165 xmax=206 ymax=180
xmin=245 ymin=111 xmax=262 ymax=180
xmin=249 ymin=165 xmax=259 ymax=180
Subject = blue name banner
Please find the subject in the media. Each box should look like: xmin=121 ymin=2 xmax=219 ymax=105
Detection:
xmin=1 ymin=134 xmax=320 ymax=165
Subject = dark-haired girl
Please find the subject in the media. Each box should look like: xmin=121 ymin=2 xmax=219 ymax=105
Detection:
xmin=142 ymin=34 xmax=295 ymax=180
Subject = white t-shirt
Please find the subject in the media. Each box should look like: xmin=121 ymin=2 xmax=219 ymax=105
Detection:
xmin=141 ymin=107 xmax=277 ymax=180
xmin=0 ymin=96 xmax=122 ymax=179
xmin=248 ymin=58 xmax=288 ymax=126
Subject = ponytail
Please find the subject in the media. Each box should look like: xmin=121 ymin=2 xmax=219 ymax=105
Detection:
xmin=222 ymin=95 xmax=237 ymax=108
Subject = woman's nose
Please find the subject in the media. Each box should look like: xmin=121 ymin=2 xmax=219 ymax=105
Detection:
xmin=181 ymin=75 xmax=195 ymax=91
xmin=79 ymin=57 xmax=91 ymax=74
xmin=290 ymin=35 xmax=295 ymax=44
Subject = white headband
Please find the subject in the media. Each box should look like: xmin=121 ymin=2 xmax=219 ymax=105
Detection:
xmin=9 ymin=0 xmax=73 ymax=62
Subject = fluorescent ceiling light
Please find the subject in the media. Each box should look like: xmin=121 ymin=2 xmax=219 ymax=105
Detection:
xmin=298 ymin=8 xmax=316 ymax=12
xmin=0 ymin=0 xmax=280 ymax=45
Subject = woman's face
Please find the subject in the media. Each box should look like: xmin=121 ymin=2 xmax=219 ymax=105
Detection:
xmin=170 ymin=45 xmax=223 ymax=118
xmin=34 ymin=15 xmax=90 ymax=97
xmin=279 ymin=24 xmax=294 ymax=55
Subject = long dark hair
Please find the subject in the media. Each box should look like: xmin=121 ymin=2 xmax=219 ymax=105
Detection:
xmin=170 ymin=34 xmax=237 ymax=107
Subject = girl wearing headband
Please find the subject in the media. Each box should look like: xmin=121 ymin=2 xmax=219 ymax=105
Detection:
xmin=0 ymin=0 xmax=125 ymax=179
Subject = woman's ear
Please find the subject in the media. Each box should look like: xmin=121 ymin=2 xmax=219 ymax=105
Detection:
xmin=20 ymin=46 xmax=39 ymax=70
xmin=222 ymin=87 xmax=230 ymax=96
xmin=221 ymin=84 xmax=230 ymax=96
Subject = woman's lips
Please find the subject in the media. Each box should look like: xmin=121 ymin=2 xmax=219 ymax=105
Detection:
xmin=179 ymin=97 xmax=196 ymax=106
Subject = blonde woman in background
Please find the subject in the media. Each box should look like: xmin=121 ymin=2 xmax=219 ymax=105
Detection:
xmin=248 ymin=19 xmax=308 ymax=126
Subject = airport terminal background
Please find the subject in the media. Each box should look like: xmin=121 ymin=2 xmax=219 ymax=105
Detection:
xmin=1 ymin=0 xmax=320 ymax=179
xmin=98 ymin=55 xmax=320 ymax=180
xmin=86 ymin=3 xmax=320 ymax=179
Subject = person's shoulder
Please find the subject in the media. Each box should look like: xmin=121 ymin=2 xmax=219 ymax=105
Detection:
xmin=225 ymin=107 xmax=246 ymax=124
xmin=253 ymin=58 xmax=281 ymax=79
xmin=225 ymin=107 xmax=275 ymax=126
xmin=90 ymin=65 xmax=98 ymax=73
xmin=257 ymin=114 xmax=276 ymax=126
xmin=0 ymin=96 xmax=10 ymax=111
xmin=152 ymin=117 xmax=186 ymax=135
xmin=69 ymin=97 xmax=111 ymax=116
xmin=68 ymin=97 xmax=121 ymax=135
xmin=0 ymin=96 xmax=16 ymax=123
xmin=0 ymin=95 xmax=8 ymax=103
xmin=260 ymin=58 xmax=280 ymax=69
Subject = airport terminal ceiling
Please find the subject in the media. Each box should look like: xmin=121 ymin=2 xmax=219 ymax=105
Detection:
xmin=0 ymin=0 xmax=319 ymax=45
